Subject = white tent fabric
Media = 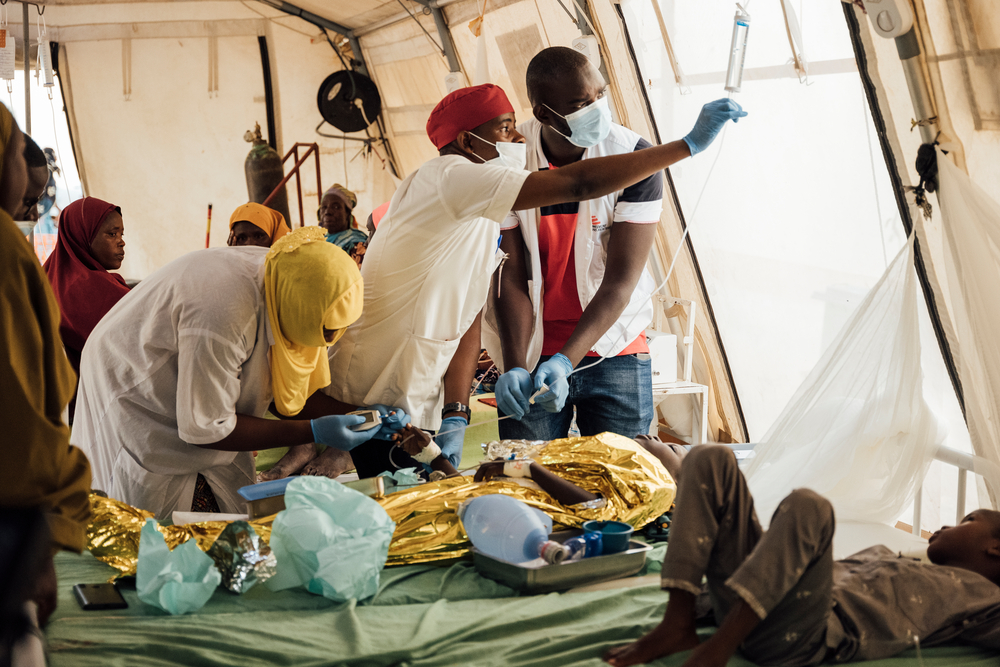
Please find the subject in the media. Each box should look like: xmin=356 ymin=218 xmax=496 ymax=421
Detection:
xmin=745 ymin=235 xmax=944 ymax=525
xmin=937 ymin=148 xmax=1000 ymax=503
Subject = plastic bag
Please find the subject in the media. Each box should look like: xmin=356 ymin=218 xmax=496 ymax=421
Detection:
xmin=265 ymin=476 xmax=395 ymax=601
xmin=136 ymin=519 xmax=221 ymax=614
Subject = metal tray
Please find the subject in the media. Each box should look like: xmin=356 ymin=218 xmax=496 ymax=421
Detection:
xmin=472 ymin=530 xmax=652 ymax=593
xmin=245 ymin=476 xmax=386 ymax=519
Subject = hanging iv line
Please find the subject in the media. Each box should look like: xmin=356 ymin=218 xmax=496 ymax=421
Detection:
xmin=546 ymin=3 xmax=750 ymax=390
xmin=725 ymin=3 xmax=752 ymax=94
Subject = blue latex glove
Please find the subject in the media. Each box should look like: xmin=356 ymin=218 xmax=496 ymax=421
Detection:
xmin=310 ymin=414 xmax=376 ymax=451
xmin=368 ymin=404 xmax=411 ymax=440
xmin=533 ymin=353 xmax=573 ymax=413
xmin=495 ymin=367 xmax=533 ymax=420
xmin=682 ymin=99 xmax=748 ymax=156
xmin=435 ymin=416 xmax=468 ymax=467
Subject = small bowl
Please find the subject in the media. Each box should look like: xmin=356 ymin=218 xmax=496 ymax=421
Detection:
xmin=582 ymin=520 xmax=634 ymax=554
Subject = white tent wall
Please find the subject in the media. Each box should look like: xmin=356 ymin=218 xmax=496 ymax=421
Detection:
xmin=30 ymin=1 xmax=396 ymax=279
xmin=844 ymin=0 xmax=1000 ymax=517
xmin=357 ymin=12 xmax=454 ymax=176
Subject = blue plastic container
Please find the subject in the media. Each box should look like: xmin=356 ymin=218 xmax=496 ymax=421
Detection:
xmin=582 ymin=520 xmax=634 ymax=554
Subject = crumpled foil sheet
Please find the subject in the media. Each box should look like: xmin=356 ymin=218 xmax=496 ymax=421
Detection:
xmin=206 ymin=521 xmax=277 ymax=594
xmin=379 ymin=432 xmax=677 ymax=565
xmin=87 ymin=494 xmax=274 ymax=579
xmin=482 ymin=439 xmax=547 ymax=461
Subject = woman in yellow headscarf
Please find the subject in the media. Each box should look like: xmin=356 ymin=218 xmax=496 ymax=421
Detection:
xmin=71 ymin=226 xmax=409 ymax=519
xmin=227 ymin=202 xmax=290 ymax=248
xmin=0 ymin=103 xmax=93 ymax=626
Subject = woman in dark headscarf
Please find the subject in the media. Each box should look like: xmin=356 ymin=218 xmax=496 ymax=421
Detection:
xmin=43 ymin=197 xmax=130 ymax=374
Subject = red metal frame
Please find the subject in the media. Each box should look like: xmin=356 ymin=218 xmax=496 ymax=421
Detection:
xmin=262 ymin=142 xmax=322 ymax=227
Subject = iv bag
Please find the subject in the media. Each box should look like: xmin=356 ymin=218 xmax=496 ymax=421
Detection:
xmin=725 ymin=5 xmax=751 ymax=93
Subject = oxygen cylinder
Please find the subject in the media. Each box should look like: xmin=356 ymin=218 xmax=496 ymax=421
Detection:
xmin=243 ymin=123 xmax=291 ymax=225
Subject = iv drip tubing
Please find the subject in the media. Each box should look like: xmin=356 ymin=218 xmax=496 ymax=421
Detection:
xmin=566 ymin=121 xmax=730 ymax=379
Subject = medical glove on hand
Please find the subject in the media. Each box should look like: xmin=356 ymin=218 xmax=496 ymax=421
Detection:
xmin=682 ymin=99 xmax=748 ymax=156
xmin=369 ymin=404 xmax=411 ymax=440
xmin=310 ymin=414 xmax=376 ymax=451
xmin=435 ymin=416 xmax=468 ymax=467
xmin=533 ymin=353 xmax=573 ymax=413
xmin=495 ymin=367 xmax=533 ymax=420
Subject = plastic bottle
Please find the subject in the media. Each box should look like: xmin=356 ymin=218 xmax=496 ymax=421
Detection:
xmin=562 ymin=532 xmax=603 ymax=562
xmin=459 ymin=494 xmax=561 ymax=563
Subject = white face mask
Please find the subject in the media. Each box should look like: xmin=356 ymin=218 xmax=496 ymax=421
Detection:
xmin=543 ymin=95 xmax=613 ymax=148
xmin=469 ymin=133 xmax=528 ymax=172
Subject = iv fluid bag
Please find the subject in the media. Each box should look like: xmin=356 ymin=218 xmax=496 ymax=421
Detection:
xmin=725 ymin=7 xmax=751 ymax=93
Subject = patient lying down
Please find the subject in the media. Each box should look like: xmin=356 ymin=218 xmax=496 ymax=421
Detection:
xmin=375 ymin=431 xmax=681 ymax=566
xmin=605 ymin=445 xmax=1000 ymax=667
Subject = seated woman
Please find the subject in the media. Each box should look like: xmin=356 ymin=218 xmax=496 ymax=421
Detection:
xmin=227 ymin=202 xmax=290 ymax=248
xmin=319 ymin=184 xmax=367 ymax=267
xmin=71 ymin=227 xmax=407 ymax=518
xmin=376 ymin=430 xmax=681 ymax=565
xmin=43 ymin=197 xmax=130 ymax=376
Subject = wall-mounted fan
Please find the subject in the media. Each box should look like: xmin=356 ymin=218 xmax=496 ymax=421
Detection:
xmin=317 ymin=70 xmax=382 ymax=133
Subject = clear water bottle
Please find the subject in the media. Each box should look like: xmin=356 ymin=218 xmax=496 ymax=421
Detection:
xmin=459 ymin=494 xmax=561 ymax=563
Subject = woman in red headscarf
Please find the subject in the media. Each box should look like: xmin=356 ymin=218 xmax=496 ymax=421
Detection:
xmin=43 ymin=197 xmax=130 ymax=375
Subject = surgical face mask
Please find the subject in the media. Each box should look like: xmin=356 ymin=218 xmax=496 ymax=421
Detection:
xmin=543 ymin=95 xmax=612 ymax=148
xmin=469 ymin=133 xmax=528 ymax=171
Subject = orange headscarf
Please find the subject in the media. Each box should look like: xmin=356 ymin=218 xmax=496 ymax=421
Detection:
xmin=229 ymin=202 xmax=290 ymax=245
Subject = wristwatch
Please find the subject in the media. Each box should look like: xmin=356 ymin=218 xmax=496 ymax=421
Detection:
xmin=441 ymin=402 xmax=471 ymax=423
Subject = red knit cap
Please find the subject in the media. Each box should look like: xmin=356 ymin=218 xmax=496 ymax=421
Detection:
xmin=425 ymin=84 xmax=516 ymax=150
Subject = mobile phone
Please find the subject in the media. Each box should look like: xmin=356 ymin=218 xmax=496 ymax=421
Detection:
xmin=73 ymin=583 xmax=128 ymax=610
xmin=346 ymin=409 xmax=382 ymax=432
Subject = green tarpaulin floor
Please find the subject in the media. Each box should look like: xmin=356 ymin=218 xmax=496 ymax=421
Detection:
xmin=47 ymin=546 xmax=998 ymax=667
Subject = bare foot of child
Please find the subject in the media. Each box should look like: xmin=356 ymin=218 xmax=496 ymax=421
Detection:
xmin=258 ymin=444 xmax=317 ymax=481
xmin=302 ymin=447 xmax=354 ymax=479
xmin=603 ymin=619 xmax=700 ymax=666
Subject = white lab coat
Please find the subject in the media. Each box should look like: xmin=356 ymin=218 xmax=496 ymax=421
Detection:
xmin=325 ymin=155 xmax=529 ymax=429
xmin=482 ymin=119 xmax=662 ymax=372
xmin=72 ymin=247 xmax=273 ymax=518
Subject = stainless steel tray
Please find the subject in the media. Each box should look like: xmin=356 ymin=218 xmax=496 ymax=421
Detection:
xmin=246 ymin=476 xmax=386 ymax=519
xmin=472 ymin=530 xmax=652 ymax=593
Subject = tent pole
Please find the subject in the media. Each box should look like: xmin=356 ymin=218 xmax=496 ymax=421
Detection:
xmin=256 ymin=0 xmax=370 ymax=76
xmin=894 ymin=29 xmax=937 ymax=144
xmin=23 ymin=2 xmax=29 ymax=134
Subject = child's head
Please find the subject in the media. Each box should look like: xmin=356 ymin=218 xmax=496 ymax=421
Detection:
xmin=927 ymin=509 xmax=1000 ymax=585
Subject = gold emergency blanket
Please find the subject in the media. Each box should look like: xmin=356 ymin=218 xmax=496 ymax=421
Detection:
xmin=87 ymin=494 xmax=274 ymax=578
xmin=377 ymin=432 xmax=677 ymax=565
xmin=85 ymin=433 xmax=675 ymax=572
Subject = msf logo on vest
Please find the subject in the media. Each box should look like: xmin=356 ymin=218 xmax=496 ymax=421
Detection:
xmin=591 ymin=215 xmax=608 ymax=233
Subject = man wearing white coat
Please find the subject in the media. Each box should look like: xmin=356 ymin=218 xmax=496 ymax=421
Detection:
xmin=261 ymin=81 xmax=745 ymax=479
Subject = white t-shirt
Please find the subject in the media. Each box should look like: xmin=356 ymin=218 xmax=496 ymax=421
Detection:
xmin=72 ymin=247 xmax=272 ymax=518
xmin=326 ymin=155 xmax=529 ymax=429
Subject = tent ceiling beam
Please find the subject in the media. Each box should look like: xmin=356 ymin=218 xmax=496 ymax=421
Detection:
xmin=354 ymin=0 xmax=462 ymax=37
xmin=411 ymin=0 xmax=461 ymax=72
xmin=256 ymin=0 xmax=369 ymax=76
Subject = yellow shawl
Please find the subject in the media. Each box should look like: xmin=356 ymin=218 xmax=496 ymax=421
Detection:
xmin=265 ymin=226 xmax=363 ymax=415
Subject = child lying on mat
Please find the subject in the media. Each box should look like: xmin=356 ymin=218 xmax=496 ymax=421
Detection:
xmin=376 ymin=430 xmax=682 ymax=565
xmin=605 ymin=445 xmax=1000 ymax=667
xmin=391 ymin=425 xmax=685 ymax=506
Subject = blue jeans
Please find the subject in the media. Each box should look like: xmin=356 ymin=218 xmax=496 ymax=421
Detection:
xmin=498 ymin=353 xmax=654 ymax=441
